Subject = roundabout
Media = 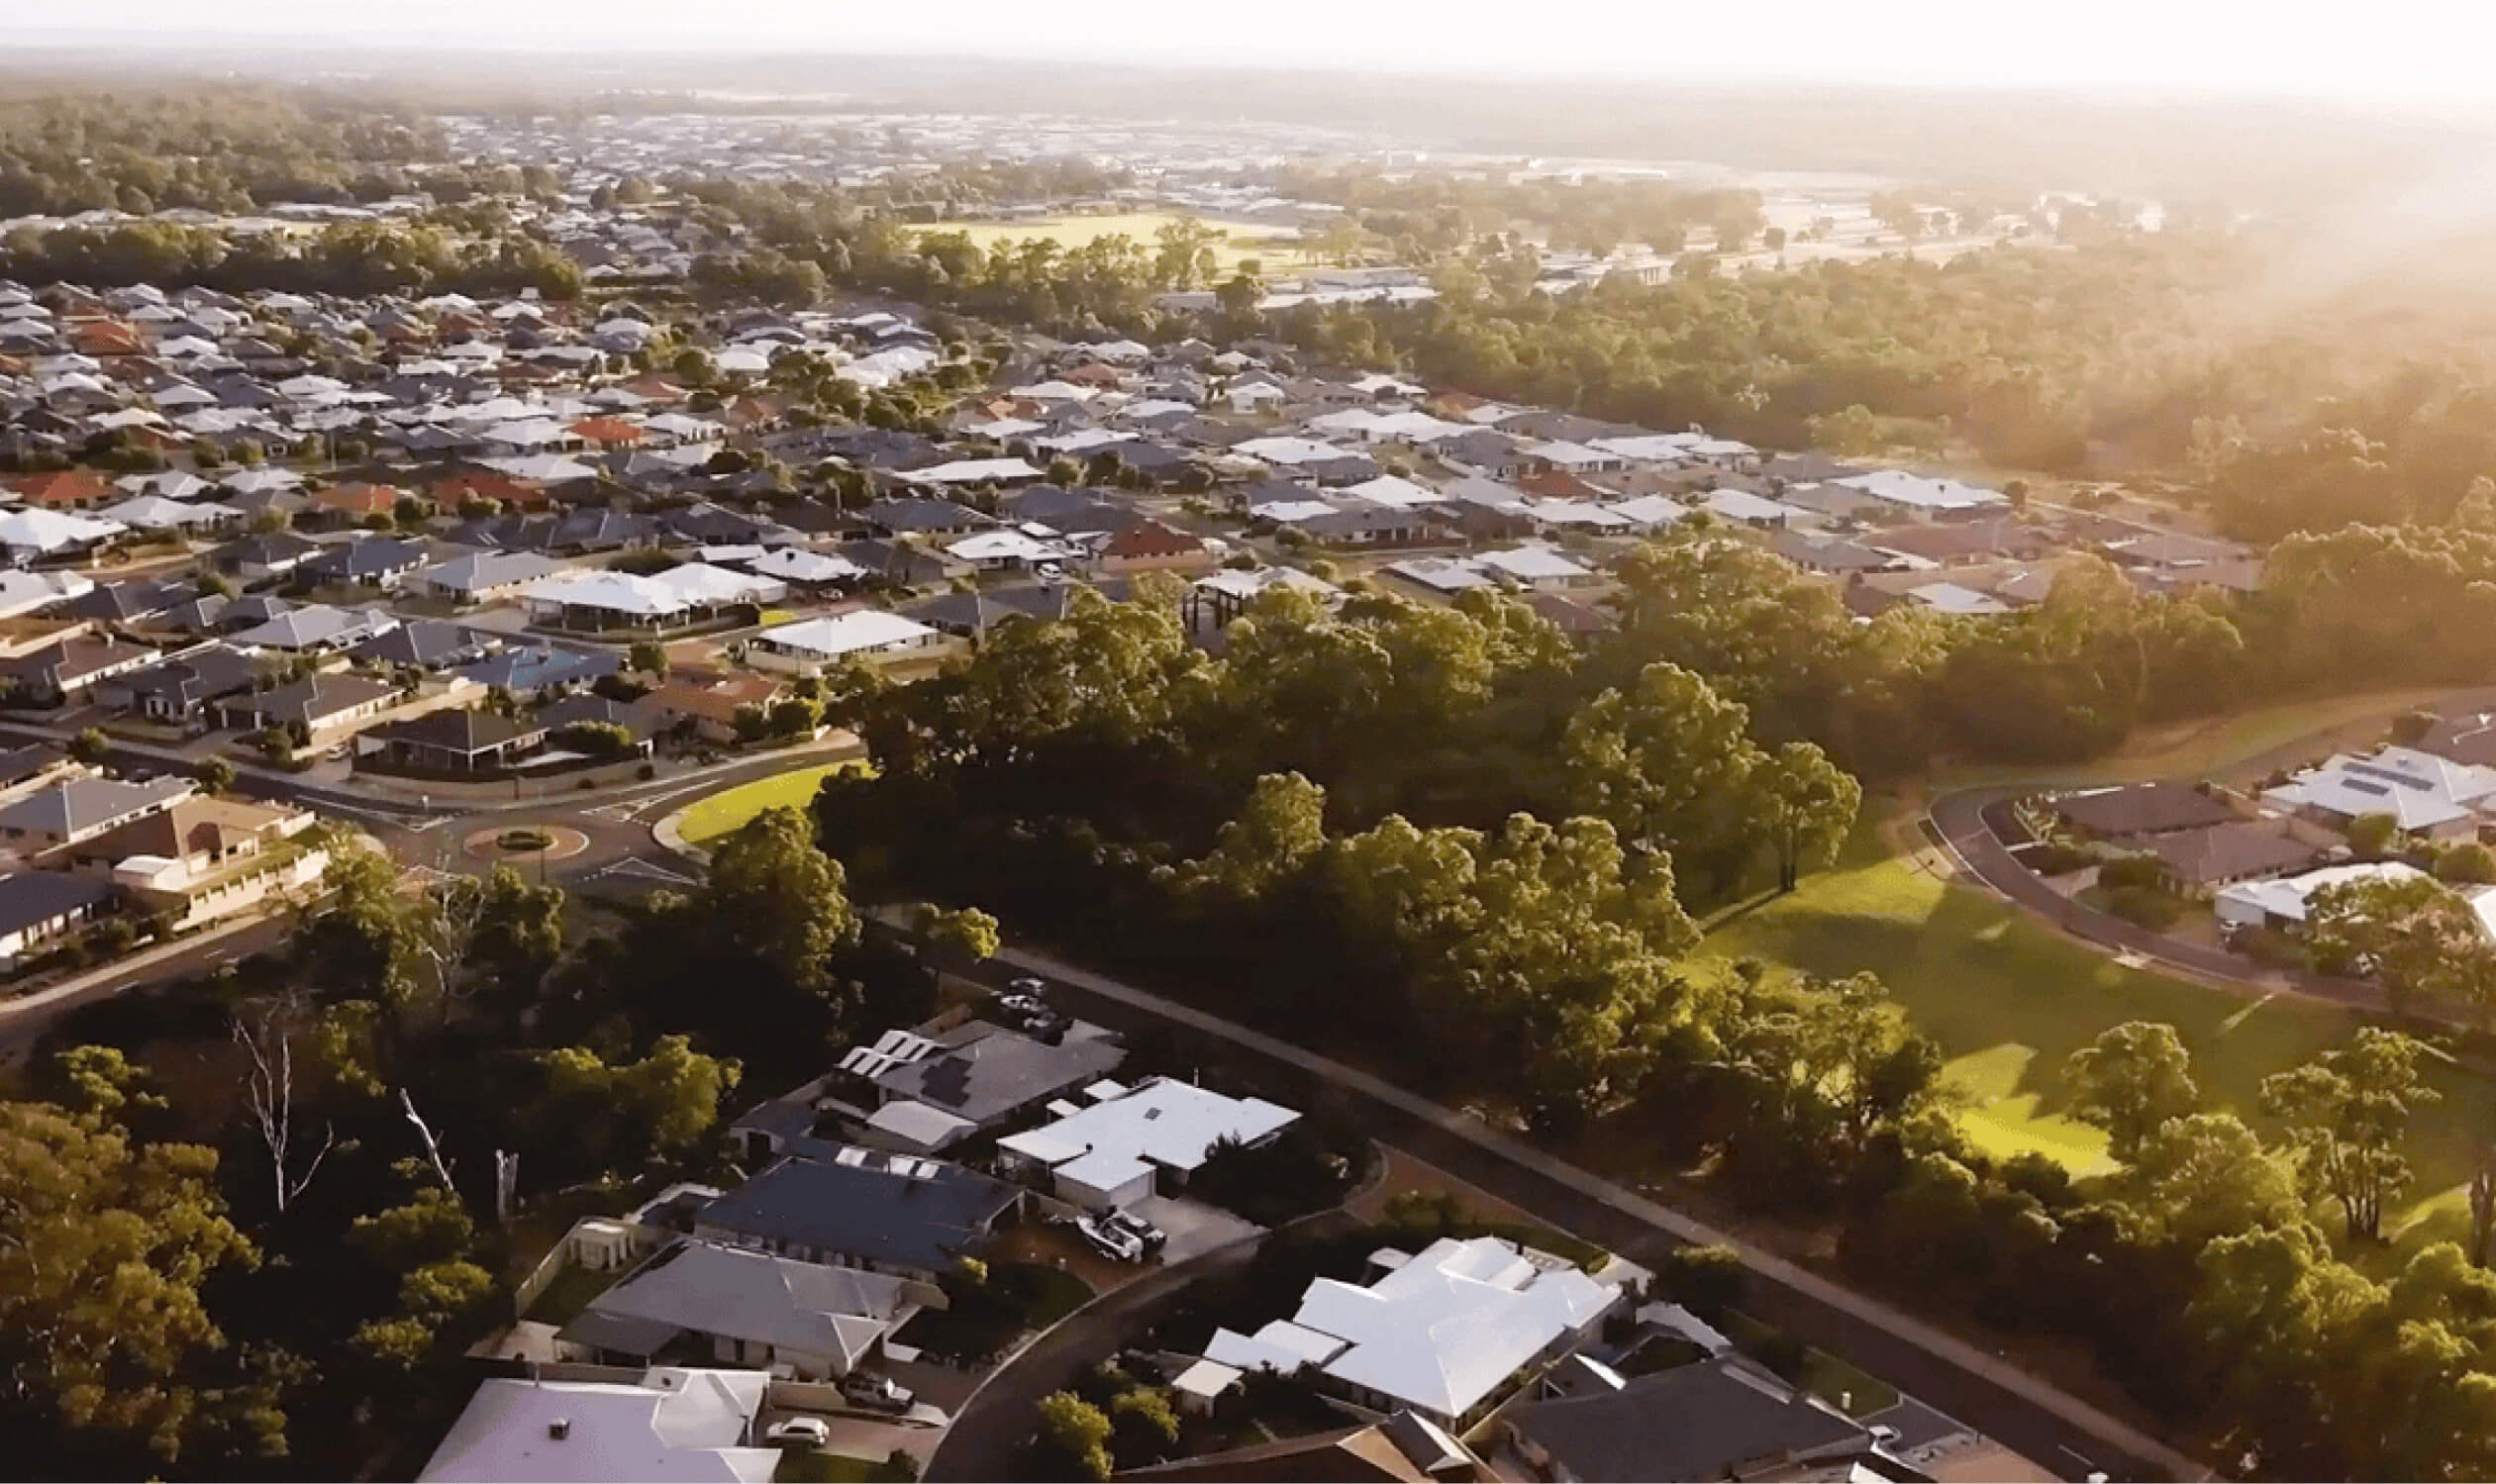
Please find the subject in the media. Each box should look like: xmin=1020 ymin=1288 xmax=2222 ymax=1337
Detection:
xmin=459 ymin=824 xmax=592 ymax=862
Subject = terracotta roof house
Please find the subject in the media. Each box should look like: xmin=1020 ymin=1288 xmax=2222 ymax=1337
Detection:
xmin=8 ymin=469 xmax=117 ymax=510
xmin=1100 ymin=518 xmax=1214 ymax=575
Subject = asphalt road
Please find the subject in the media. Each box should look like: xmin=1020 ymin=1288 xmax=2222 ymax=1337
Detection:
xmin=924 ymin=1234 xmax=1270 ymax=1483
xmin=930 ymin=943 xmax=2206 ymax=1484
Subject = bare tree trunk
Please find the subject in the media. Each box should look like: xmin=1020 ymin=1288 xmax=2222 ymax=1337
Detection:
xmin=398 ymin=1087 xmax=458 ymax=1196
xmin=2472 ymin=1148 xmax=2496 ymax=1268
xmin=234 ymin=1012 xmax=334 ymax=1215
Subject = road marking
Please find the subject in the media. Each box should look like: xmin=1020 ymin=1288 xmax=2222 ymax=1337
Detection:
xmin=589 ymin=856 xmax=700 ymax=887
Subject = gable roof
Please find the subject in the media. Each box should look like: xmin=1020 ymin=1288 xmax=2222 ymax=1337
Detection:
xmin=564 ymin=1239 xmax=913 ymax=1373
xmin=2048 ymin=782 xmax=2238 ymax=839
xmin=693 ymin=1148 xmax=1022 ymax=1272
xmin=870 ymin=1022 xmax=1127 ymax=1127
xmin=0 ymin=870 xmax=114 ymax=938
xmin=1506 ymin=1354 xmax=1871 ymax=1483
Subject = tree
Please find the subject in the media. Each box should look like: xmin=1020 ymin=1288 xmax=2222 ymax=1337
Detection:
xmin=925 ymin=905 xmax=1000 ymax=964
xmin=256 ymin=725 xmax=294 ymax=766
xmin=2438 ymin=841 xmax=2496 ymax=885
xmin=232 ymin=1007 xmax=333 ymax=1215
xmin=67 ymin=727 xmax=109 ymax=765
xmin=1185 ymin=771 xmax=1328 ymax=901
xmin=2305 ymin=873 xmax=2483 ymax=1018
xmin=2262 ymin=1028 xmax=2441 ymax=1242
xmin=1561 ymin=661 xmax=1764 ymax=877
xmin=1754 ymin=741 xmax=1860 ymax=891
xmin=0 ymin=1101 xmax=259 ymax=1458
xmin=1035 ymin=1391 xmax=1114 ymax=1482
xmin=1111 ymin=1386 xmax=1180 ymax=1452
xmin=2063 ymin=1022 xmax=2201 ymax=1162
xmin=196 ymin=756 xmax=236 ymax=797
xmin=698 ymin=806 xmax=859 ymax=1001
xmin=2346 ymin=812 xmax=2404 ymax=859
xmin=628 ymin=640 xmax=670 ymax=677
xmin=2118 ymin=1111 xmax=2309 ymax=1251
xmin=530 ymin=1035 xmax=741 ymax=1170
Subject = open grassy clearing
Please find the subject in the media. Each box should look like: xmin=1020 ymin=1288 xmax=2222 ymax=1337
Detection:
xmin=1933 ymin=684 xmax=2449 ymax=793
xmin=1697 ymin=808 xmax=2496 ymax=1255
xmin=677 ymin=761 xmax=862 ymax=845
xmin=907 ymin=211 xmax=1315 ymax=273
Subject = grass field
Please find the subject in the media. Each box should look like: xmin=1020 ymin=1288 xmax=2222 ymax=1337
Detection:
xmin=677 ymin=761 xmax=860 ymax=845
xmin=1698 ymin=809 xmax=2496 ymax=1252
xmin=1933 ymin=684 xmax=2449 ymax=793
xmin=909 ymin=211 xmax=1315 ymax=273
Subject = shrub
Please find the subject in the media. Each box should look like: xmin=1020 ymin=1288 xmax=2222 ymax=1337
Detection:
xmin=2103 ymin=885 xmax=2184 ymax=931
xmin=2096 ymin=854 xmax=2168 ymax=892
xmin=2437 ymin=841 xmax=2496 ymax=884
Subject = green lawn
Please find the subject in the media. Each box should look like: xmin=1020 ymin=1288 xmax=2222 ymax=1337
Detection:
xmin=1933 ymin=684 xmax=2449 ymax=793
xmin=520 ymin=1263 xmax=618 ymax=1327
xmin=678 ymin=762 xmax=861 ymax=845
xmin=1699 ymin=808 xmax=2496 ymax=1249
xmin=774 ymin=1452 xmax=877 ymax=1484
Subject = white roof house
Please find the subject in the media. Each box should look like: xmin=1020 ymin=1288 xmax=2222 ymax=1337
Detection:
xmin=1339 ymin=474 xmax=1445 ymax=511
xmin=1211 ymin=1235 xmax=1623 ymax=1426
xmin=1832 ymin=469 xmax=2009 ymax=516
xmin=1906 ymin=582 xmax=2011 ymax=616
xmin=2262 ymin=747 xmax=2496 ymax=835
xmin=0 ymin=568 xmax=93 ymax=620
xmin=651 ymin=562 xmax=787 ymax=609
xmin=1700 ymin=488 xmax=1797 ymax=528
xmin=910 ymin=457 xmax=1045 ymax=486
xmin=996 ymin=1076 xmax=1299 ymax=1210
xmin=946 ymin=531 xmax=1070 ymax=567
xmin=518 ymin=570 xmax=693 ymax=624
xmin=1472 ymin=544 xmax=1598 ymax=588
xmin=1236 ymin=436 xmax=1356 ymax=467
xmin=0 ymin=509 xmax=126 ymax=555
xmin=418 ymin=1366 xmax=775 ymax=1483
xmin=2214 ymin=861 xmax=2431 ymax=932
xmin=749 ymin=612 xmax=942 ymax=670
xmin=745 ymin=547 xmax=866 ymax=585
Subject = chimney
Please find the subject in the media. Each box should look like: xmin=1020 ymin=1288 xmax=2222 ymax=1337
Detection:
xmin=547 ymin=1419 xmax=571 ymax=1441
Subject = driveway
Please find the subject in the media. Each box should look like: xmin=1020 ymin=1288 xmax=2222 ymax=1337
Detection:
xmin=1128 ymin=1194 xmax=1261 ymax=1264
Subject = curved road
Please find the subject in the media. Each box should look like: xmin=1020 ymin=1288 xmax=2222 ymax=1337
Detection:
xmin=924 ymin=940 xmax=2208 ymax=1484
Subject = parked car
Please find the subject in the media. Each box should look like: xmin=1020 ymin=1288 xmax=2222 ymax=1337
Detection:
xmin=765 ymin=1418 xmax=830 ymax=1446
xmin=1076 ymin=1212 xmax=1145 ymax=1262
xmin=841 ymin=1372 xmax=915 ymax=1414
xmin=1105 ymin=1208 xmax=1166 ymax=1257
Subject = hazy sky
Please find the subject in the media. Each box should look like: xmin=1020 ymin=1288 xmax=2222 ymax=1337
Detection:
xmin=12 ymin=0 xmax=2496 ymax=104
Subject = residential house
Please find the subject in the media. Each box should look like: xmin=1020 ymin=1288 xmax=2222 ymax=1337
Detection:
xmin=360 ymin=708 xmax=550 ymax=775
xmin=688 ymin=1147 xmax=1024 ymax=1284
xmin=0 ymin=870 xmax=115 ymax=968
xmin=997 ymin=1076 xmax=1299 ymax=1211
xmin=640 ymin=670 xmax=787 ymax=743
xmin=858 ymin=496 xmax=989 ymax=537
xmin=228 ymin=604 xmax=400 ymax=654
xmin=1502 ymin=1353 xmax=1899 ymax=1484
xmin=1114 ymin=1415 xmax=1488 ymax=1482
xmin=58 ymin=796 xmax=324 ymax=930
xmin=748 ymin=612 xmax=946 ymax=676
xmin=0 ymin=774 xmax=194 ymax=852
xmin=0 ymin=635 xmax=161 ymax=705
xmin=1206 ymin=1236 xmax=1624 ymax=1429
xmin=300 ymin=537 xmax=431 ymax=591
xmin=2216 ymin=862 xmax=2433 ymax=936
xmin=102 ymin=643 xmax=263 ymax=729
xmin=2261 ymin=746 xmax=2496 ymax=841
xmin=2139 ymin=822 xmax=2329 ymax=897
xmin=418 ymin=1367 xmax=776 ymax=1484
xmin=2047 ymin=783 xmax=2240 ymax=841
xmin=867 ymin=1020 xmax=1128 ymax=1135
xmin=559 ymin=1238 xmax=930 ymax=1381
xmin=210 ymin=532 xmax=323 ymax=582
xmin=1471 ymin=545 xmax=1601 ymax=592
xmin=214 ymin=672 xmax=399 ymax=738
xmin=414 ymin=550 xmax=568 ymax=606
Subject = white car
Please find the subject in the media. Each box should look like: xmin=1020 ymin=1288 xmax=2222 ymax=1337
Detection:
xmin=765 ymin=1418 xmax=830 ymax=1446
xmin=1076 ymin=1212 xmax=1145 ymax=1262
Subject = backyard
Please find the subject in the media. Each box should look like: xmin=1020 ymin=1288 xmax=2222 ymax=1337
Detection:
xmin=678 ymin=761 xmax=862 ymax=845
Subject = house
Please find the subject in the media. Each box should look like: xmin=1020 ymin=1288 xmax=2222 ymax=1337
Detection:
xmin=0 ymin=744 xmax=81 ymax=804
xmin=0 ymin=507 xmax=128 ymax=561
xmin=103 ymin=643 xmax=262 ymax=728
xmin=2261 ymin=747 xmax=2496 ymax=841
xmin=360 ymin=708 xmax=550 ymax=774
xmin=748 ymin=612 xmax=945 ymax=675
xmin=996 ymin=1076 xmax=1298 ymax=1211
xmin=2047 ymin=782 xmax=2240 ymax=841
xmin=2215 ymin=862 xmax=2432 ymax=936
xmin=1832 ymin=470 xmax=2010 ymax=521
xmin=868 ymin=1020 xmax=1128 ymax=1134
xmin=1870 ymin=520 xmax=2051 ymax=567
xmin=453 ymin=643 xmax=620 ymax=699
xmin=688 ymin=1147 xmax=1024 ymax=1283
xmin=1116 ymin=1414 xmax=1488 ymax=1482
xmin=229 ymin=604 xmax=400 ymax=654
xmin=560 ymin=1238 xmax=930 ymax=1381
xmin=858 ymin=496 xmax=989 ymax=537
xmin=2139 ymin=821 xmax=2328 ymax=895
xmin=1206 ymin=1236 xmax=1624 ymax=1429
xmin=418 ymin=1366 xmax=776 ymax=1484
xmin=1771 ymin=532 xmax=1900 ymax=576
xmin=5 ymin=468 xmax=117 ymax=510
xmin=59 ymin=796 xmax=324 ymax=930
xmin=300 ymin=537 xmax=431 ymax=590
xmin=0 ymin=774 xmax=195 ymax=851
xmin=414 ymin=550 xmax=568 ymax=606
xmin=1699 ymin=488 xmax=1797 ymax=529
xmin=518 ymin=570 xmax=697 ymax=632
xmin=210 ymin=532 xmax=323 ymax=581
xmin=215 ymin=672 xmax=399 ymax=737
xmin=907 ymin=456 xmax=1045 ymax=487
xmin=1471 ymin=545 xmax=1600 ymax=592
xmin=1185 ymin=566 xmax=1342 ymax=630
xmin=1904 ymin=582 xmax=2010 ymax=616
xmin=0 ymin=635 xmax=161 ymax=705
xmin=1501 ymin=1353 xmax=1895 ymax=1484
xmin=351 ymin=621 xmax=502 ymax=674
xmin=640 ymin=670 xmax=788 ymax=743
xmin=0 ymin=870 xmax=115 ymax=968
